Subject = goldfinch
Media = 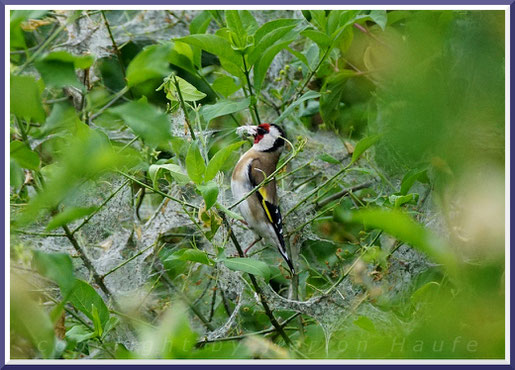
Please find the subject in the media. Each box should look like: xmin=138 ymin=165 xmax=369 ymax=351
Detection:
xmin=231 ymin=123 xmax=295 ymax=274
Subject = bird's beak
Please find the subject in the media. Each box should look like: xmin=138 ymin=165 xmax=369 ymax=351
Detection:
xmin=236 ymin=125 xmax=258 ymax=138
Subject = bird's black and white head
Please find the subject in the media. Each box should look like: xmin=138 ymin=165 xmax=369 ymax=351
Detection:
xmin=237 ymin=123 xmax=285 ymax=153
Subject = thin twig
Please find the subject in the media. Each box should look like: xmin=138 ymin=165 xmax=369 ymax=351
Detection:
xmin=172 ymin=74 xmax=196 ymax=140
xmin=220 ymin=213 xmax=292 ymax=346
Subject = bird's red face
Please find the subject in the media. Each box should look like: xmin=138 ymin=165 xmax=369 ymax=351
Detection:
xmin=254 ymin=123 xmax=271 ymax=144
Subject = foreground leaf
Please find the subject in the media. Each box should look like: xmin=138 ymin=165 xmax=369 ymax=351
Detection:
xmin=222 ymin=257 xmax=271 ymax=280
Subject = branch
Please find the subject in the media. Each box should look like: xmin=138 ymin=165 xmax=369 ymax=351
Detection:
xmin=317 ymin=180 xmax=375 ymax=208
xmin=172 ymin=74 xmax=196 ymax=140
xmin=220 ymin=213 xmax=292 ymax=346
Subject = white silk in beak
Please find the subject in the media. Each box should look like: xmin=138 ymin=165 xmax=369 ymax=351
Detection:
xmin=236 ymin=125 xmax=257 ymax=137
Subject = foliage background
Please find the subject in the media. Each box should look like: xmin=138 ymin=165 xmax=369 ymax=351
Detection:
xmin=9 ymin=9 xmax=505 ymax=359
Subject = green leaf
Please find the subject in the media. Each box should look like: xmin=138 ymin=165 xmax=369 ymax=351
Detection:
xmin=185 ymin=141 xmax=206 ymax=185
xmin=211 ymin=75 xmax=241 ymax=98
xmin=253 ymin=36 xmax=299 ymax=92
xmin=248 ymin=24 xmax=300 ymax=66
xmin=320 ymin=70 xmax=355 ymax=128
xmin=215 ymin=203 xmax=244 ymax=221
xmin=335 ymin=207 xmax=457 ymax=274
xmin=46 ymin=206 xmax=97 ymax=231
xmin=354 ymin=316 xmax=376 ymax=332
xmin=32 ymin=251 xmax=75 ymax=295
xmin=198 ymin=181 xmax=219 ymax=210
xmin=69 ymin=280 xmax=110 ymax=329
xmin=166 ymin=249 xmax=215 ymax=266
xmin=91 ymin=304 xmax=103 ymax=337
xmin=11 ymin=284 xmax=56 ymax=358
xmin=35 ymin=52 xmax=87 ymax=89
xmin=400 ymin=168 xmax=428 ymax=195
xmin=149 ymin=163 xmax=190 ymax=188
xmin=225 ymin=10 xmax=247 ymax=48
xmin=126 ymin=43 xmax=173 ymax=87
xmin=110 ymin=100 xmax=172 ymax=148
xmin=39 ymin=102 xmax=82 ymax=136
xmin=368 ymin=10 xmax=388 ymax=30
xmin=177 ymin=34 xmax=242 ymax=72
xmin=350 ymin=135 xmax=380 ymax=164
xmin=190 ymin=10 xmax=212 ymax=35
xmin=139 ymin=302 xmax=197 ymax=358
xmin=411 ymin=281 xmax=440 ymax=306
xmin=222 ymin=257 xmax=271 ymax=280
xmin=158 ymin=75 xmax=207 ymax=102
xmin=205 ymin=141 xmax=245 ymax=181
xmin=254 ymin=18 xmax=302 ymax=46
xmin=308 ymin=10 xmax=328 ymax=32
xmin=201 ymin=99 xmax=249 ymax=125
xmin=389 ymin=193 xmax=419 ymax=207
xmin=10 ymin=74 xmax=46 ymax=123
xmin=301 ymin=29 xmax=331 ymax=49
xmin=10 ymin=141 xmax=40 ymax=170
xmin=66 ymin=324 xmax=96 ymax=343
xmin=318 ymin=153 xmax=340 ymax=164
xmin=276 ymin=90 xmax=321 ymax=123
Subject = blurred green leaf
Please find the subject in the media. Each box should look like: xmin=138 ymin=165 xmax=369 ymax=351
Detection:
xmin=39 ymin=102 xmax=82 ymax=136
xmin=69 ymin=279 xmax=110 ymax=329
xmin=66 ymin=324 xmax=96 ymax=343
xmin=222 ymin=257 xmax=271 ymax=281
xmin=276 ymin=90 xmax=321 ymax=123
xmin=166 ymin=249 xmax=214 ymax=266
xmin=139 ymin=302 xmax=197 ymax=358
xmin=11 ymin=281 xmax=56 ymax=358
xmin=126 ymin=43 xmax=173 ymax=87
xmin=110 ymin=100 xmax=172 ymax=148
xmin=400 ymin=168 xmax=428 ymax=195
xmin=10 ymin=141 xmax=40 ymax=170
xmin=177 ymin=34 xmax=242 ymax=74
xmin=201 ymin=98 xmax=249 ymax=125
xmin=368 ymin=10 xmax=388 ymax=30
xmin=389 ymin=193 xmax=419 ymax=207
xmin=158 ymin=74 xmax=206 ymax=102
xmin=318 ymin=153 xmax=340 ymax=164
xmin=186 ymin=141 xmax=206 ymax=185
xmin=351 ymin=135 xmax=380 ymax=164
xmin=198 ymin=181 xmax=219 ymax=210
xmin=149 ymin=163 xmax=190 ymax=188
xmin=32 ymin=251 xmax=75 ymax=295
xmin=10 ymin=74 xmax=46 ymax=123
xmin=205 ymin=141 xmax=245 ymax=182
xmin=411 ymin=281 xmax=440 ymax=306
xmin=35 ymin=51 xmax=93 ymax=89
xmin=354 ymin=316 xmax=376 ymax=332
xmin=211 ymin=75 xmax=241 ymax=98
xmin=301 ymin=29 xmax=331 ymax=49
xmin=320 ymin=70 xmax=355 ymax=128
xmin=335 ymin=207 xmax=456 ymax=274
xmin=46 ymin=206 xmax=97 ymax=231
xmin=248 ymin=23 xmax=301 ymax=66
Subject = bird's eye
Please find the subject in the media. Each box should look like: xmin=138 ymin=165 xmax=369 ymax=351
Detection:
xmin=257 ymin=127 xmax=267 ymax=135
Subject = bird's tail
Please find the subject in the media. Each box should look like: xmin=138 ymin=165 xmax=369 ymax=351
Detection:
xmin=276 ymin=236 xmax=295 ymax=275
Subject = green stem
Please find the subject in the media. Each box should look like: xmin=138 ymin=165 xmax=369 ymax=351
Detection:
xmin=116 ymin=170 xmax=198 ymax=210
xmin=220 ymin=213 xmax=292 ymax=346
xmin=101 ymin=243 xmax=155 ymax=279
xmin=172 ymin=74 xmax=196 ymax=140
xmin=241 ymin=55 xmax=261 ymax=125
xmin=284 ymin=164 xmax=350 ymax=219
xmin=71 ymin=180 xmax=129 ymax=235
